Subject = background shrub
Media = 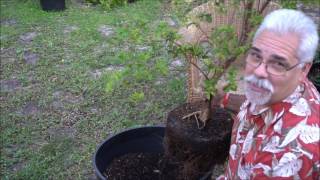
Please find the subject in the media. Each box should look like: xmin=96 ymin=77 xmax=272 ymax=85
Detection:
xmin=85 ymin=0 xmax=137 ymax=10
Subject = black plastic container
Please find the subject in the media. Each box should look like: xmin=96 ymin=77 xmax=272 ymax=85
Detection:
xmin=40 ymin=0 xmax=65 ymax=11
xmin=93 ymin=126 xmax=165 ymax=180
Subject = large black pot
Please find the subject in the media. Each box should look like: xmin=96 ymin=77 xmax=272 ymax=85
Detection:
xmin=93 ymin=126 xmax=165 ymax=180
xmin=40 ymin=0 xmax=65 ymax=11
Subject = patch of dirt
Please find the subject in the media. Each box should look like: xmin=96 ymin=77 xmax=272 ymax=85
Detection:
xmin=61 ymin=109 xmax=87 ymax=127
xmin=0 ymin=79 xmax=22 ymax=92
xmin=53 ymin=90 xmax=84 ymax=104
xmin=90 ymin=107 xmax=100 ymax=113
xmin=1 ymin=19 xmax=17 ymax=26
xmin=11 ymin=161 xmax=26 ymax=173
xmin=51 ymin=91 xmax=84 ymax=114
xmin=93 ymin=43 xmax=108 ymax=55
xmin=98 ymin=25 xmax=114 ymax=37
xmin=26 ymin=71 xmax=39 ymax=85
xmin=105 ymin=65 xmax=124 ymax=72
xmin=51 ymin=100 xmax=65 ymax=110
xmin=135 ymin=45 xmax=150 ymax=51
xmin=2 ymin=144 xmax=27 ymax=173
xmin=63 ymin=25 xmax=79 ymax=34
xmin=70 ymin=0 xmax=91 ymax=8
xmin=155 ymin=77 xmax=166 ymax=85
xmin=169 ymin=58 xmax=184 ymax=70
xmin=0 ymin=47 xmax=17 ymax=64
xmin=163 ymin=16 xmax=178 ymax=27
xmin=84 ymin=170 xmax=97 ymax=180
xmin=23 ymin=51 xmax=39 ymax=65
xmin=21 ymin=102 xmax=41 ymax=116
xmin=89 ymin=69 xmax=106 ymax=79
xmin=19 ymin=32 xmax=38 ymax=44
xmin=89 ymin=65 xmax=124 ymax=79
xmin=48 ymin=127 xmax=76 ymax=138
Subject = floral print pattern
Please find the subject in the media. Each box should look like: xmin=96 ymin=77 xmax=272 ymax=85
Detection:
xmin=218 ymin=79 xmax=320 ymax=179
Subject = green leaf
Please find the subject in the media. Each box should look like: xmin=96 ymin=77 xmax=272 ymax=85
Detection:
xmin=105 ymin=71 xmax=125 ymax=93
xmin=129 ymin=91 xmax=145 ymax=104
xmin=223 ymin=67 xmax=238 ymax=92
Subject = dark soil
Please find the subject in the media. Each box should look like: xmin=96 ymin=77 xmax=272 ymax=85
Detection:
xmin=164 ymin=101 xmax=233 ymax=179
xmin=166 ymin=101 xmax=232 ymax=143
xmin=104 ymin=152 xmax=179 ymax=180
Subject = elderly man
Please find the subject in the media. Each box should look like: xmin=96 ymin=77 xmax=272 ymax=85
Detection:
xmin=217 ymin=9 xmax=319 ymax=179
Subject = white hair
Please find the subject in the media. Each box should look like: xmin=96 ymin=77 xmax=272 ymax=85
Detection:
xmin=254 ymin=9 xmax=319 ymax=64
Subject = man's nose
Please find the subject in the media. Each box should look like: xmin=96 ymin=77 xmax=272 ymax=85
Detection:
xmin=253 ymin=62 xmax=269 ymax=78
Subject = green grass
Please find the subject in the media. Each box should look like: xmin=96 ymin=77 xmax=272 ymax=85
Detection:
xmin=0 ymin=0 xmax=186 ymax=179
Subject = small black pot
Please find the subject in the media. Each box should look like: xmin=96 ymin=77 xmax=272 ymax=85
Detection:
xmin=40 ymin=0 xmax=65 ymax=11
xmin=93 ymin=126 xmax=165 ymax=180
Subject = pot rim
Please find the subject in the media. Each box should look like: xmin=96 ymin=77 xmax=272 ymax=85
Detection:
xmin=92 ymin=125 xmax=165 ymax=179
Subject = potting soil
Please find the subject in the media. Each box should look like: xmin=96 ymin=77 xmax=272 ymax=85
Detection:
xmin=104 ymin=152 xmax=179 ymax=180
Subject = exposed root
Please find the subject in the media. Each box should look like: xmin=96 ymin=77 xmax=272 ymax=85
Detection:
xmin=182 ymin=111 xmax=202 ymax=120
xmin=182 ymin=109 xmax=209 ymax=129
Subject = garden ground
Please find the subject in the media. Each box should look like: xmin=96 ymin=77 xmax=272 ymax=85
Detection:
xmin=1 ymin=0 xmax=187 ymax=179
xmin=1 ymin=0 xmax=319 ymax=179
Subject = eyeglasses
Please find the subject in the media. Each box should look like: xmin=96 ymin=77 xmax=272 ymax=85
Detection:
xmin=246 ymin=52 xmax=301 ymax=76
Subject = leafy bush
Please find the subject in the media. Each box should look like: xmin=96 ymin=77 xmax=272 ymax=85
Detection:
xmin=85 ymin=0 xmax=100 ymax=4
xmin=85 ymin=0 xmax=137 ymax=10
xmin=100 ymin=0 xmax=127 ymax=10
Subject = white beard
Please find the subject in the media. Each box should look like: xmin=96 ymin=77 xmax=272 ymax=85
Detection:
xmin=245 ymin=75 xmax=274 ymax=105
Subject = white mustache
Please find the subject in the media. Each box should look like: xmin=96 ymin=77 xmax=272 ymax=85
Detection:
xmin=244 ymin=75 xmax=274 ymax=93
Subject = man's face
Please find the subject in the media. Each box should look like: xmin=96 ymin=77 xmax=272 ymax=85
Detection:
xmin=244 ymin=30 xmax=310 ymax=106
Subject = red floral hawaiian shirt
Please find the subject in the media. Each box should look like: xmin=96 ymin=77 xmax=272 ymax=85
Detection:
xmin=218 ymin=78 xmax=320 ymax=179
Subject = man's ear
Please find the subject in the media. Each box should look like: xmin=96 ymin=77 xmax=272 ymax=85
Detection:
xmin=301 ymin=63 xmax=312 ymax=78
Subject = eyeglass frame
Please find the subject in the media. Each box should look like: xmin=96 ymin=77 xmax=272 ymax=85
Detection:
xmin=245 ymin=47 xmax=303 ymax=76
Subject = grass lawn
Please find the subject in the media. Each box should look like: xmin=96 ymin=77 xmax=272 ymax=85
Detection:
xmin=0 ymin=0 xmax=186 ymax=179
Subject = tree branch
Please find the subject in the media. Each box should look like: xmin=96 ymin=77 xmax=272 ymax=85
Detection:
xmin=259 ymin=0 xmax=271 ymax=14
xmin=239 ymin=1 xmax=255 ymax=45
xmin=186 ymin=54 xmax=210 ymax=80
